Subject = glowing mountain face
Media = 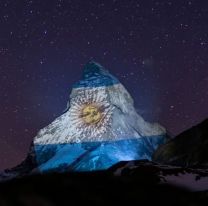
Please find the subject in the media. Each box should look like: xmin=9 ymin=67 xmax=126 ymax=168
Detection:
xmin=33 ymin=61 xmax=167 ymax=172
xmin=82 ymin=105 xmax=102 ymax=124
xmin=68 ymin=88 xmax=114 ymax=140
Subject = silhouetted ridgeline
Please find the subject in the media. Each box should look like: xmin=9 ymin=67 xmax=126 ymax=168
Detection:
xmin=0 ymin=160 xmax=208 ymax=206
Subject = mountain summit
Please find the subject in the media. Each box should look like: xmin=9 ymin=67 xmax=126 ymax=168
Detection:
xmin=3 ymin=62 xmax=168 ymax=177
xmin=73 ymin=61 xmax=120 ymax=88
xmin=32 ymin=61 xmax=167 ymax=172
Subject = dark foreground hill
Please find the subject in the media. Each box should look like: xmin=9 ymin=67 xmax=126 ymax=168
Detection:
xmin=0 ymin=160 xmax=208 ymax=206
xmin=154 ymin=119 xmax=208 ymax=167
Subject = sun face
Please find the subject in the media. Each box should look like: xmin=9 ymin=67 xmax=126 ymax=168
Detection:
xmin=81 ymin=104 xmax=102 ymax=124
xmin=68 ymin=89 xmax=114 ymax=140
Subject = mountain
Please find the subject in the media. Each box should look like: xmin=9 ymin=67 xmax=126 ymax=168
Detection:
xmin=33 ymin=61 xmax=167 ymax=172
xmin=153 ymin=119 xmax=208 ymax=168
xmin=0 ymin=160 xmax=208 ymax=206
xmin=1 ymin=61 xmax=167 ymax=178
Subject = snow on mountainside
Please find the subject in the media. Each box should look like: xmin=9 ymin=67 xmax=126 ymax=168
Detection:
xmin=1 ymin=61 xmax=168 ymax=178
xmin=32 ymin=61 xmax=167 ymax=172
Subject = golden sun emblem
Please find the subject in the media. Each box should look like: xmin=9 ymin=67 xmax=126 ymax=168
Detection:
xmin=68 ymin=89 xmax=114 ymax=139
xmin=81 ymin=105 xmax=102 ymax=124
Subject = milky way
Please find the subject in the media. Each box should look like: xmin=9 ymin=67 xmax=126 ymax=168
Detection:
xmin=0 ymin=0 xmax=208 ymax=169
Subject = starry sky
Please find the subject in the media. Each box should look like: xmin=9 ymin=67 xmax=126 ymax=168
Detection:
xmin=0 ymin=0 xmax=208 ymax=170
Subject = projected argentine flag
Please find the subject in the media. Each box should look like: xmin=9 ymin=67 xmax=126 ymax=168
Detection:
xmin=34 ymin=61 xmax=167 ymax=172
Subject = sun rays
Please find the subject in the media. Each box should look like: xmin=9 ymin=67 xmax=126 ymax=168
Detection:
xmin=68 ymin=89 xmax=114 ymax=140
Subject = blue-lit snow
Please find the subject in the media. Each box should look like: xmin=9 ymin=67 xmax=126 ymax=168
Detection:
xmin=35 ymin=135 xmax=165 ymax=172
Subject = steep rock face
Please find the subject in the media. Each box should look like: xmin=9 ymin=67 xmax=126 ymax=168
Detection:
xmin=0 ymin=61 xmax=167 ymax=178
xmin=153 ymin=119 xmax=208 ymax=168
xmin=32 ymin=61 xmax=167 ymax=172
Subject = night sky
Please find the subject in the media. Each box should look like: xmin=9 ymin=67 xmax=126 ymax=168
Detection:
xmin=0 ymin=0 xmax=208 ymax=170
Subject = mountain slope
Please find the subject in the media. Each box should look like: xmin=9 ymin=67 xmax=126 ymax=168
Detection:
xmin=1 ymin=61 xmax=168 ymax=178
xmin=153 ymin=119 xmax=208 ymax=168
xmin=32 ymin=61 xmax=167 ymax=172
